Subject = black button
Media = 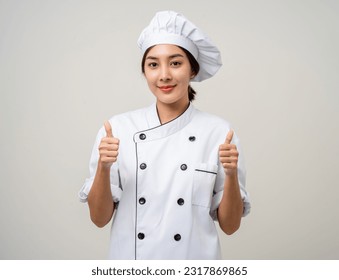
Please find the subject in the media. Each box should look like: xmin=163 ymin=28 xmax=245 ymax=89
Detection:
xmin=139 ymin=133 xmax=146 ymax=140
xmin=189 ymin=136 xmax=196 ymax=142
xmin=139 ymin=197 xmax=146 ymax=205
xmin=140 ymin=163 xmax=147 ymax=170
xmin=177 ymin=198 xmax=184 ymax=205
xmin=174 ymin=234 xmax=181 ymax=241
xmin=180 ymin=164 xmax=187 ymax=171
xmin=138 ymin=233 xmax=145 ymax=240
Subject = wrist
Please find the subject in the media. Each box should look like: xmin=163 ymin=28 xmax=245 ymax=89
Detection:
xmin=224 ymin=170 xmax=238 ymax=182
xmin=225 ymin=169 xmax=237 ymax=177
xmin=97 ymin=161 xmax=112 ymax=173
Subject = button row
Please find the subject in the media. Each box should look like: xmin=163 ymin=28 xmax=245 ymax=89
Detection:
xmin=137 ymin=232 xmax=181 ymax=241
xmin=139 ymin=133 xmax=196 ymax=142
xmin=139 ymin=163 xmax=188 ymax=171
xmin=138 ymin=197 xmax=185 ymax=206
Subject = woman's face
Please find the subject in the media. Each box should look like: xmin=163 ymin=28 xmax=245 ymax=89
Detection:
xmin=143 ymin=44 xmax=194 ymax=107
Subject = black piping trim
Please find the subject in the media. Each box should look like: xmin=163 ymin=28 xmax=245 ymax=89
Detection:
xmin=156 ymin=102 xmax=190 ymax=125
xmin=134 ymin=142 xmax=138 ymax=260
xmin=134 ymin=102 xmax=191 ymax=137
xmin=118 ymin=169 xmax=123 ymax=190
xmin=195 ymin=169 xmax=217 ymax=175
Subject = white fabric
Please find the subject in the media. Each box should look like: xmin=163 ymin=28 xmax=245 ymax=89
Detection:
xmin=79 ymin=103 xmax=250 ymax=259
xmin=137 ymin=11 xmax=222 ymax=82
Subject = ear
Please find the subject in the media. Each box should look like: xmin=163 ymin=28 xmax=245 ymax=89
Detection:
xmin=190 ymin=71 xmax=196 ymax=79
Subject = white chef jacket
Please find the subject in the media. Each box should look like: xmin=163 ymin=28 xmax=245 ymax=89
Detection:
xmin=79 ymin=102 xmax=250 ymax=260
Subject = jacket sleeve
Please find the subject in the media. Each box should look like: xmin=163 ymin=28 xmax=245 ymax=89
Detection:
xmin=78 ymin=125 xmax=122 ymax=203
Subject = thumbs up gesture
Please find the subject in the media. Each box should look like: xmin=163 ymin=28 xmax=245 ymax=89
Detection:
xmin=98 ymin=121 xmax=120 ymax=168
xmin=219 ymin=130 xmax=238 ymax=175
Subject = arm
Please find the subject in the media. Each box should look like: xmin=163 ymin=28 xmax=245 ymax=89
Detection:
xmin=88 ymin=121 xmax=119 ymax=228
xmin=217 ymin=173 xmax=243 ymax=235
xmin=217 ymin=130 xmax=244 ymax=235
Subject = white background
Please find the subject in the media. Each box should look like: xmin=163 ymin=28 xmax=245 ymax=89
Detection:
xmin=1 ymin=0 xmax=338 ymax=259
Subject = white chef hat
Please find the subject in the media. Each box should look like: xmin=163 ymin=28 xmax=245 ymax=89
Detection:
xmin=137 ymin=11 xmax=222 ymax=82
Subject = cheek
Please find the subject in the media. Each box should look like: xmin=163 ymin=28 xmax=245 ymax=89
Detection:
xmin=144 ymin=72 xmax=157 ymax=85
xmin=177 ymin=67 xmax=193 ymax=82
xmin=177 ymin=74 xmax=191 ymax=87
xmin=144 ymin=74 xmax=158 ymax=92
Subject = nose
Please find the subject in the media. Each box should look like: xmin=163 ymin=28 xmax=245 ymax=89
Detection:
xmin=159 ymin=66 xmax=172 ymax=82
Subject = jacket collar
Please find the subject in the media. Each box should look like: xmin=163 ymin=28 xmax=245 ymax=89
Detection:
xmin=134 ymin=102 xmax=195 ymax=142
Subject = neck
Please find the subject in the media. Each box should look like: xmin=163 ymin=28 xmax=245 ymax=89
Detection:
xmin=156 ymin=100 xmax=190 ymax=124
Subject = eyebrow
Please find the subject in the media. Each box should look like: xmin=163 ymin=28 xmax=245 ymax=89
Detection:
xmin=146 ymin=54 xmax=184 ymax=60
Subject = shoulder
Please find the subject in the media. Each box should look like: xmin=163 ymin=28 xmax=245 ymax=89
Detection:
xmin=105 ymin=105 xmax=151 ymax=137
xmin=109 ymin=105 xmax=150 ymax=127
xmin=192 ymin=107 xmax=231 ymax=130
xmin=110 ymin=105 xmax=149 ymax=122
xmin=190 ymin=107 xmax=236 ymax=144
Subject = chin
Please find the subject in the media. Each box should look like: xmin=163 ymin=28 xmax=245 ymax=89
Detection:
xmin=157 ymin=96 xmax=182 ymax=105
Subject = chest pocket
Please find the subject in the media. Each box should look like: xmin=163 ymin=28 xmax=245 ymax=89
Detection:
xmin=192 ymin=163 xmax=218 ymax=208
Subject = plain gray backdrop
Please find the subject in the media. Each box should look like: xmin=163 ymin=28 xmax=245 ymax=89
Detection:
xmin=1 ymin=0 xmax=338 ymax=259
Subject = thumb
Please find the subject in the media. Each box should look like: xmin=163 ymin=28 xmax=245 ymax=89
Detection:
xmin=104 ymin=121 xmax=113 ymax=137
xmin=225 ymin=129 xmax=234 ymax=144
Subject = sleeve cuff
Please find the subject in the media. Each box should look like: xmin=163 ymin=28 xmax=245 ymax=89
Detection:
xmin=78 ymin=179 xmax=122 ymax=203
xmin=240 ymin=188 xmax=251 ymax=217
xmin=209 ymin=188 xmax=251 ymax=220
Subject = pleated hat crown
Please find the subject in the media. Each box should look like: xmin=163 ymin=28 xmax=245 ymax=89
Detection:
xmin=137 ymin=11 xmax=222 ymax=82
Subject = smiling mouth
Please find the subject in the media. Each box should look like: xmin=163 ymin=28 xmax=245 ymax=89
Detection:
xmin=158 ymin=85 xmax=176 ymax=92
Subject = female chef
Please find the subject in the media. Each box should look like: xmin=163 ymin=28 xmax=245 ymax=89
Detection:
xmin=79 ymin=11 xmax=250 ymax=259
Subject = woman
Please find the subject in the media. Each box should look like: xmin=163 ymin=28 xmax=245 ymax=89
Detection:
xmin=79 ymin=11 xmax=250 ymax=260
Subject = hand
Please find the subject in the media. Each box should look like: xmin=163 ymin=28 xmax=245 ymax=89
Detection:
xmin=98 ymin=121 xmax=119 ymax=169
xmin=219 ymin=130 xmax=238 ymax=176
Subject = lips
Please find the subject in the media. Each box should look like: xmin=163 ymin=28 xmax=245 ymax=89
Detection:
xmin=158 ymin=85 xmax=176 ymax=92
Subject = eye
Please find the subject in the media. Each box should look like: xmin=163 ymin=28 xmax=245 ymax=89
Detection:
xmin=170 ymin=61 xmax=182 ymax=67
xmin=148 ymin=62 xmax=158 ymax=68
